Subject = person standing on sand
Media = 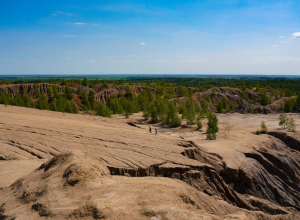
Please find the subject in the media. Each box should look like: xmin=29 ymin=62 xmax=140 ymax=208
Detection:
xmin=149 ymin=126 xmax=152 ymax=133
xmin=155 ymin=128 xmax=158 ymax=135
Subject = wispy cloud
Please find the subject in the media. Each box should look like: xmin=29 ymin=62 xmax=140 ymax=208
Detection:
xmin=33 ymin=60 xmax=37 ymax=62
xmin=106 ymin=60 xmax=135 ymax=63
xmin=131 ymin=54 xmax=136 ymax=57
xmin=292 ymin=32 xmax=300 ymax=38
xmin=73 ymin=22 xmax=86 ymax=25
xmin=63 ymin=35 xmax=75 ymax=38
xmin=279 ymin=36 xmax=285 ymax=38
xmin=52 ymin=11 xmax=72 ymax=16
xmin=153 ymin=59 xmax=204 ymax=63
xmin=25 ymin=47 xmax=47 ymax=50
xmin=65 ymin=50 xmax=84 ymax=54
xmin=97 ymin=4 xmax=163 ymax=16
xmin=272 ymin=45 xmax=278 ymax=48
xmin=140 ymin=42 xmax=146 ymax=45
xmin=85 ymin=60 xmax=95 ymax=63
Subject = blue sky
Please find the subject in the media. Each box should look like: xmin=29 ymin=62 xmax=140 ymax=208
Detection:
xmin=0 ymin=0 xmax=300 ymax=75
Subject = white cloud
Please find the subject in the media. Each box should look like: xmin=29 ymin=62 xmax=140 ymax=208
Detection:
xmin=106 ymin=60 xmax=135 ymax=63
xmin=131 ymin=54 xmax=136 ymax=57
xmin=52 ymin=11 xmax=72 ymax=16
xmin=74 ymin=22 xmax=86 ymax=25
xmin=272 ymin=45 xmax=278 ymax=48
xmin=292 ymin=32 xmax=300 ymax=38
xmin=140 ymin=42 xmax=146 ymax=46
xmin=25 ymin=47 xmax=46 ymax=50
xmin=279 ymin=36 xmax=285 ymax=38
xmin=85 ymin=60 xmax=95 ymax=63
xmin=91 ymin=24 xmax=100 ymax=26
xmin=63 ymin=35 xmax=75 ymax=38
xmin=65 ymin=58 xmax=70 ymax=60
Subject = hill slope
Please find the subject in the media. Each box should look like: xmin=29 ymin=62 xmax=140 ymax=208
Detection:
xmin=0 ymin=105 xmax=300 ymax=219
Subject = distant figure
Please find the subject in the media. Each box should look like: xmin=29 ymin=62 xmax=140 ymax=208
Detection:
xmin=155 ymin=128 xmax=158 ymax=135
xmin=149 ymin=126 xmax=152 ymax=133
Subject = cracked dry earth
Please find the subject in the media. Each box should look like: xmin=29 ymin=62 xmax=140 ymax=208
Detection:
xmin=1 ymin=105 xmax=300 ymax=219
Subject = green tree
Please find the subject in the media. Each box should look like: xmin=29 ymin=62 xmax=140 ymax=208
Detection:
xmin=259 ymin=91 xmax=271 ymax=106
xmin=177 ymin=85 xmax=189 ymax=97
xmin=229 ymin=101 xmax=238 ymax=109
xmin=185 ymin=97 xmax=196 ymax=124
xmin=102 ymin=80 xmax=109 ymax=88
xmin=279 ymin=113 xmax=288 ymax=129
xmin=47 ymin=86 xmax=53 ymax=96
xmin=61 ymin=78 xmax=66 ymax=85
xmin=286 ymin=117 xmax=296 ymax=132
xmin=216 ymin=101 xmax=223 ymax=113
xmin=95 ymin=101 xmax=112 ymax=118
xmin=53 ymin=85 xmax=59 ymax=98
xmin=284 ymin=98 xmax=296 ymax=113
xmin=35 ymin=95 xmax=49 ymax=110
xmin=82 ymin=77 xmax=88 ymax=86
xmin=166 ymin=102 xmax=182 ymax=127
xmin=88 ymin=90 xmax=95 ymax=110
xmin=34 ymin=85 xmax=41 ymax=99
xmin=51 ymin=98 xmax=58 ymax=111
xmin=206 ymin=113 xmax=218 ymax=140
xmin=65 ymin=86 xmax=74 ymax=100
xmin=241 ymin=90 xmax=248 ymax=99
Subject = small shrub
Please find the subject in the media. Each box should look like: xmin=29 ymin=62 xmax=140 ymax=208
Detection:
xmin=256 ymin=130 xmax=260 ymax=135
xmin=261 ymin=121 xmax=267 ymax=132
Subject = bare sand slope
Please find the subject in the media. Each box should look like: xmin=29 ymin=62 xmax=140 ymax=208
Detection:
xmin=1 ymin=105 xmax=300 ymax=219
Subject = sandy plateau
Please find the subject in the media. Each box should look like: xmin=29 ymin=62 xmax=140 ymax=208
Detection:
xmin=1 ymin=105 xmax=300 ymax=219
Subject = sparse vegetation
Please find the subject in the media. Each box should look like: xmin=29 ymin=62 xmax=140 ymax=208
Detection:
xmin=261 ymin=121 xmax=267 ymax=132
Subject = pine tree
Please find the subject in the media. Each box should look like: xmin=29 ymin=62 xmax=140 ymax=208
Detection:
xmin=53 ymin=85 xmax=59 ymax=98
xmin=221 ymin=96 xmax=227 ymax=110
xmin=82 ymin=77 xmax=88 ymax=86
xmin=206 ymin=113 xmax=218 ymax=140
xmin=167 ymin=102 xmax=182 ymax=127
xmin=279 ymin=113 xmax=287 ymax=129
xmin=51 ymin=98 xmax=58 ymax=111
xmin=65 ymin=86 xmax=73 ymax=100
xmin=150 ymin=103 xmax=159 ymax=123
xmin=34 ymin=85 xmax=41 ymax=99
xmin=35 ymin=95 xmax=49 ymax=110
xmin=185 ymin=96 xmax=196 ymax=124
xmin=95 ymin=101 xmax=112 ymax=118
xmin=216 ymin=101 xmax=223 ymax=113
xmin=22 ymin=90 xmax=33 ymax=108
xmin=88 ymin=90 xmax=95 ymax=110
xmin=286 ymin=117 xmax=296 ymax=132
xmin=47 ymin=86 xmax=53 ymax=96
xmin=61 ymin=78 xmax=66 ymax=85
xmin=260 ymin=91 xmax=271 ymax=106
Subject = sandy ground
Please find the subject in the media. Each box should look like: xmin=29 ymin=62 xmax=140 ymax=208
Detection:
xmin=1 ymin=104 xmax=300 ymax=219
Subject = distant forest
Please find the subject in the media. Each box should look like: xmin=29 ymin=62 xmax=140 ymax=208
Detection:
xmin=1 ymin=75 xmax=300 ymax=95
xmin=0 ymin=76 xmax=300 ymax=128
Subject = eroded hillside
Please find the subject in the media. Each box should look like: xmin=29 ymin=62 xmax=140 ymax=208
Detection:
xmin=0 ymin=105 xmax=300 ymax=219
